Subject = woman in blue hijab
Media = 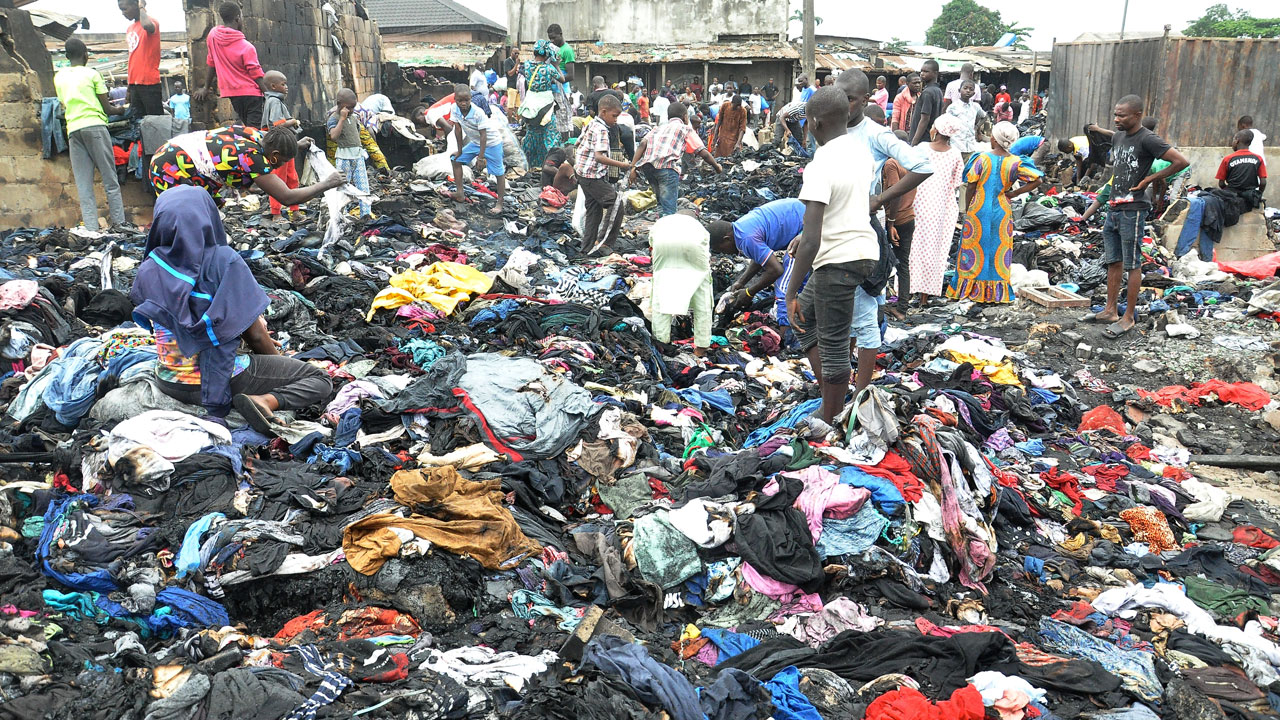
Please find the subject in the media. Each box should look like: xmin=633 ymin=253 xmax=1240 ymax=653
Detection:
xmin=130 ymin=186 xmax=332 ymax=431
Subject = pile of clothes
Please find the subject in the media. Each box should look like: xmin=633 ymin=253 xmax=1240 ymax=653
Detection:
xmin=0 ymin=145 xmax=1278 ymax=720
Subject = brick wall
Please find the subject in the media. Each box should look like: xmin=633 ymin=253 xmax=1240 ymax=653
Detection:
xmin=185 ymin=0 xmax=384 ymax=125
xmin=0 ymin=7 xmax=153 ymax=228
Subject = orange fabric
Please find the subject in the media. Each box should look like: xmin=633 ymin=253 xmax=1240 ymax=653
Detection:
xmin=127 ymin=18 xmax=161 ymax=86
xmin=1119 ymin=506 xmax=1178 ymax=553
xmin=343 ymin=466 xmax=541 ymax=574
xmin=268 ymin=158 xmax=299 ymax=214
xmin=1078 ymin=406 xmax=1127 ymax=435
xmin=1137 ymin=380 xmax=1272 ymax=411
xmin=274 ymin=606 xmax=422 ymax=642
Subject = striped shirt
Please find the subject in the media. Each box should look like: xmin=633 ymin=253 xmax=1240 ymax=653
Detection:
xmin=636 ymin=119 xmax=704 ymax=173
xmin=574 ymin=117 xmax=612 ymax=179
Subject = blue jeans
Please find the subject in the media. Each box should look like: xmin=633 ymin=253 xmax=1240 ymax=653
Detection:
xmin=640 ymin=164 xmax=680 ymax=216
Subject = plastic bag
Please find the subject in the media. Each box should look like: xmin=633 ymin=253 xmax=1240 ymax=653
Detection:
xmin=571 ymin=185 xmax=587 ymax=236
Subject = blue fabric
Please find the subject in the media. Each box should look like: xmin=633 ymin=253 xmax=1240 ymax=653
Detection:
xmin=1028 ymin=388 xmax=1059 ymax=404
xmin=308 ymin=443 xmax=362 ymax=473
xmin=845 ymin=116 xmax=935 ymax=195
xmin=673 ymin=387 xmax=736 ymax=415
xmin=331 ymin=408 xmax=361 ymax=447
xmin=1015 ymin=439 xmax=1046 ymax=455
xmin=838 ymin=466 xmax=906 ymax=515
xmin=700 ymin=628 xmax=760 ymax=660
xmin=130 ymin=187 xmax=270 ymax=418
xmin=40 ymin=337 xmax=104 ymax=426
xmin=38 ymin=495 xmax=118 ymax=593
xmin=584 ymin=636 xmax=705 ymax=720
xmin=400 ymin=337 xmax=445 ymax=370
xmin=155 ymin=586 xmax=230 ymax=627
xmin=815 ymin=505 xmax=889 ymax=557
xmin=470 ymin=299 xmax=521 ymax=326
xmin=1175 ymin=196 xmax=1217 ymax=260
xmin=1024 ymin=556 xmax=1047 ymax=582
xmin=41 ymin=97 xmax=68 ymax=158
xmin=649 ymin=167 xmax=681 ymax=216
xmin=1037 ymin=617 xmax=1163 ymax=702
xmin=762 ymin=666 xmax=823 ymax=720
xmin=732 ymin=199 xmax=806 ymax=266
xmin=743 ymin=398 xmax=822 ymax=448
xmin=176 ymin=512 xmax=224 ymax=580
xmin=1009 ymin=136 xmax=1044 ymax=157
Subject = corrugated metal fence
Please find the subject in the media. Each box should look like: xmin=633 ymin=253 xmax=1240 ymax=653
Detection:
xmin=1050 ymin=37 xmax=1279 ymax=147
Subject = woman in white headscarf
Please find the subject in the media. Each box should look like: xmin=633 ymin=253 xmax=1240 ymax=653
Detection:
xmin=947 ymin=121 xmax=1042 ymax=303
xmin=907 ymin=114 xmax=966 ymax=305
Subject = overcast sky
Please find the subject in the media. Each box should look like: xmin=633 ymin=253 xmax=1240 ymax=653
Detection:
xmin=42 ymin=0 xmax=1278 ymax=53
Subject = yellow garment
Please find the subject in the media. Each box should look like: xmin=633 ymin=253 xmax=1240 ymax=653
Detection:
xmin=945 ymin=350 xmax=1022 ymax=385
xmin=626 ymin=189 xmax=657 ymax=211
xmin=343 ymin=466 xmax=540 ymax=574
xmin=367 ymin=261 xmax=493 ymax=319
xmin=326 ymin=124 xmax=389 ymax=171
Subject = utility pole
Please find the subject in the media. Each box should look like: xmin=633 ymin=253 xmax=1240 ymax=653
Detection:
xmin=1120 ymin=0 xmax=1130 ymax=40
xmin=802 ymin=0 xmax=815 ymax=90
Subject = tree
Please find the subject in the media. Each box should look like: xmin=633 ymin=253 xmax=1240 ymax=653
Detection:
xmin=1001 ymin=22 xmax=1035 ymax=50
xmin=925 ymin=0 xmax=1004 ymax=49
xmin=882 ymin=37 xmax=909 ymax=54
xmin=787 ymin=9 xmax=823 ymax=27
xmin=1185 ymin=4 xmax=1280 ymax=37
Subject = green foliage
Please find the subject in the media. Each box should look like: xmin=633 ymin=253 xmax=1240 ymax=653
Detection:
xmin=925 ymin=0 xmax=1034 ymax=49
xmin=1185 ymin=4 xmax=1280 ymax=37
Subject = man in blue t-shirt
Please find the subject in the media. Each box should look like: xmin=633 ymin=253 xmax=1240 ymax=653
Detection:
xmin=707 ymin=198 xmax=806 ymax=325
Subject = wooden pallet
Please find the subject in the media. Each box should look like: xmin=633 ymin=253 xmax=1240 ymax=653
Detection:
xmin=1022 ymin=286 xmax=1090 ymax=308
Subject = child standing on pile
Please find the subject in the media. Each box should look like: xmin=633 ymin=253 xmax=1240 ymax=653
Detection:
xmin=262 ymin=70 xmax=304 ymax=220
xmin=786 ymin=87 xmax=879 ymax=425
xmin=447 ymin=83 xmax=509 ymax=215
xmin=327 ymin=88 xmax=372 ymax=217
xmin=574 ymin=93 xmax=632 ymax=254
xmin=628 ymin=101 xmax=724 ymax=217
xmin=54 ymin=38 xmax=129 ymax=230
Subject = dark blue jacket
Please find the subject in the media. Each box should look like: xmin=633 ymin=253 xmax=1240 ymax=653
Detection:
xmin=130 ymin=186 xmax=269 ymax=418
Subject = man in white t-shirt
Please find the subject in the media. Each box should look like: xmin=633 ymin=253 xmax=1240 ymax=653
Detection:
xmin=1240 ymin=115 xmax=1268 ymax=169
xmin=786 ymin=86 xmax=877 ymax=424
xmin=942 ymin=62 xmax=982 ymax=110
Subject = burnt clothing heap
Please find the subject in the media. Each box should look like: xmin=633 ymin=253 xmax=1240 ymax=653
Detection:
xmin=0 ymin=142 xmax=1278 ymax=720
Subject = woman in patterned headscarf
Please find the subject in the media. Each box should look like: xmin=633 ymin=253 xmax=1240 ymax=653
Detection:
xmin=947 ymin=121 xmax=1042 ymax=303
xmin=519 ymin=40 xmax=563 ymax=168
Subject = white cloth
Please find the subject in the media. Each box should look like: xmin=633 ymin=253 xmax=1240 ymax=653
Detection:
xmin=108 ymin=410 xmax=231 ymax=462
xmin=649 ymin=214 xmax=711 ymax=316
xmin=422 ymin=647 xmax=555 ymax=692
xmin=1248 ymin=127 xmax=1267 ymax=165
xmin=359 ymin=93 xmax=393 ymax=114
xmin=668 ymin=498 xmax=734 ymax=548
xmin=651 ymin=95 xmax=671 ymax=123
xmin=169 ymin=131 xmax=217 ymax=180
xmin=797 ymin=133 xmax=877 ymax=268
xmin=968 ymin=671 xmax=1047 ymax=707
xmin=1180 ymin=477 xmax=1233 ymax=522
xmin=469 ymin=68 xmax=489 ymax=95
xmin=1092 ymin=583 xmax=1280 ymax=685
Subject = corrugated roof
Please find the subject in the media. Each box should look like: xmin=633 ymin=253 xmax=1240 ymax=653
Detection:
xmin=573 ymin=41 xmax=799 ymax=63
xmin=365 ymin=0 xmax=505 ymax=35
xmin=27 ymin=8 xmax=85 ymax=40
xmin=384 ymin=42 xmax=494 ymax=68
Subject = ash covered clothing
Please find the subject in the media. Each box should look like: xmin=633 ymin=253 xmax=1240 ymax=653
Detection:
xmin=205 ymin=25 xmax=264 ymax=98
xmin=649 ymin=214 xmax=713 ymax=348
xmin=949 ymin=151 xmax=1042 ymax=303
xmin=54 ymin=66 xmax=109 ymax=134
xmin=130 ymin=186 xmax=270 ymax=419
xmin=149 ymin=126 xmax=272 ymax=205
xmin=797 ymin=133 xmax=878 ymax=269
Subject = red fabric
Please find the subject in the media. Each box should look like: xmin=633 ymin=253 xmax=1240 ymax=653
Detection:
xmin=539 ymin=186 xmax=568 ymax=208
xmin=857 ymin=451 xmax=924 ymax=502
xmin=1078 ymin=406 xmax=1127 ymax=435
xmin=268 ymin=158 xmax=299 ymax=214
xmin=126 ymin=18 xmax=161 ymax=85
xmin=274 ymin=607 xmax=422 ymax=642
xmin=1040 ymin=468 xmax=1083 ymax=515
xmin=395 ymin=244 xmax=467 ymax=264
xmin=357 ymin=651 xmax=410 ymax=682
xmin=1163 ymin=466 xmax=1191 ymax=480
xmin=1081 ymin=464 xmax=1129 ymax=493
xmin=1137 ymin=380 xmax=1272 ymax=411
xmin=1234 ymin=526 xmax=1280 ymax=549
xmin=1218 ymin=251 xmax=1280 ymax=280
xmin=914 ymin=617 xmax=1012 ymax=639
xmin=1240 ymin=563 xmax=1280 ymax=586
xmin=1125 ymin=444 xmax=1151 ymax=461
xmin=866 ymin=684 xmax=986 ymax=720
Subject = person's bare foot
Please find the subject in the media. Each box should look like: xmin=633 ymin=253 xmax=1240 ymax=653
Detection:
xmin=233 ymin=394 xmax=281 ymax=434
xmin=487 ymin=203 xmax=504 ymax=216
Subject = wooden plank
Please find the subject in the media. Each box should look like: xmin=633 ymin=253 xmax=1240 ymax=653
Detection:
xmin=1022 ymin=286 xmax=1090 ymax=308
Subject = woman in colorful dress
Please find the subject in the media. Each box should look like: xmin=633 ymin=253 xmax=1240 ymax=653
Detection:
xmin=948 ymin=121 xmax=1043 ymax=303
xmin=908 ymin=114 xmax=966 ymax=304
xmin=519 ymin=40 xmax=563 ymax=169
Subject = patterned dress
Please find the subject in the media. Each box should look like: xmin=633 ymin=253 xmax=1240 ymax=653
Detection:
xmin=948 ymin=151 xmax=1042 ymax=303
xmin=909 ymin=146 xmax=964 ymax=296
xmin=520 ymin=61 xmax=562 ymax=169
xmin=149 ymin=125 xmax=270 ymax=205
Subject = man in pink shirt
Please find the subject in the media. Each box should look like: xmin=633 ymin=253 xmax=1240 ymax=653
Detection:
xmin=193 ymin=2 xmax=265 ymax=126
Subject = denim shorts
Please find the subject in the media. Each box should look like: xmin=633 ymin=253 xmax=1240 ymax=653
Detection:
xmin=848 ymin=287 xmax=883 ymax=350
xmin=1103 ymin=208 xmax=1144 ymax=270
xmin=455 ymin=140 xmax=505 ymax=176
xmin=795 ymin=260 xmax=875 ymax=381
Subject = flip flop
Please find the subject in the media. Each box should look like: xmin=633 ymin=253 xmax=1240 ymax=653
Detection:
xmin=1103 ymin=322 xmax=1133 ymax=338
xmin=233 ymin=394 xmax=276 ymax=435
xmin=1079 ymin=312 xmax=1105 ymax=323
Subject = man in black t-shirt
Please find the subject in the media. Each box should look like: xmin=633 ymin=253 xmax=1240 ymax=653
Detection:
xmin=762 ymin=78 xmax=778 ymax=103
xmin=909 ymin=59 xmax=943 ymax=145
xmin=585 ymin=76 xmax=624 ymax=116
xmin=1085 ymin=94 xmax=1188 ymax=338
xmin=739 ymin=76 xmax=752 ymax=97
xmin=1217 ymin=129 xmax=1267 ymax=204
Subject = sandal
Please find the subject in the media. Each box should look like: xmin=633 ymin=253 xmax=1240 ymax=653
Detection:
xmin=1102 ymin=322 xmax=1134 ymax=338
xmin=233 ymin=394 xmax=276 ymax=435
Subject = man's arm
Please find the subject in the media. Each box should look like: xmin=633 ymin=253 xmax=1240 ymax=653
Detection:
xmin=138 ymin=2 xmax=157 ymax=34
xmin=1085 ymin=122 xmax=1114 ymax=138
xmin=242 ymin=317 xmax=279 ymax=355
xmin=696 ymin=147 xmax=723 ymax=172
xmin=1133 ymin=147 xmax=1189 ymax=192
xmin=874 ymin=131 xmax=933 ymax=211
xmin=593 ymin=151 xmax=630 ymax=169
xmin=786 ymin=201 xmax=826 ymax=323
xmin=97 ymin=92 xmax=127 ymax=117
xmin=1260 ymin=177 xmax=1268 ymax=193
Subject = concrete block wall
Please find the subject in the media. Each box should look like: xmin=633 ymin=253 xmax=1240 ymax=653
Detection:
xmin=185 ymin=0 xmax=384 ymax=126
